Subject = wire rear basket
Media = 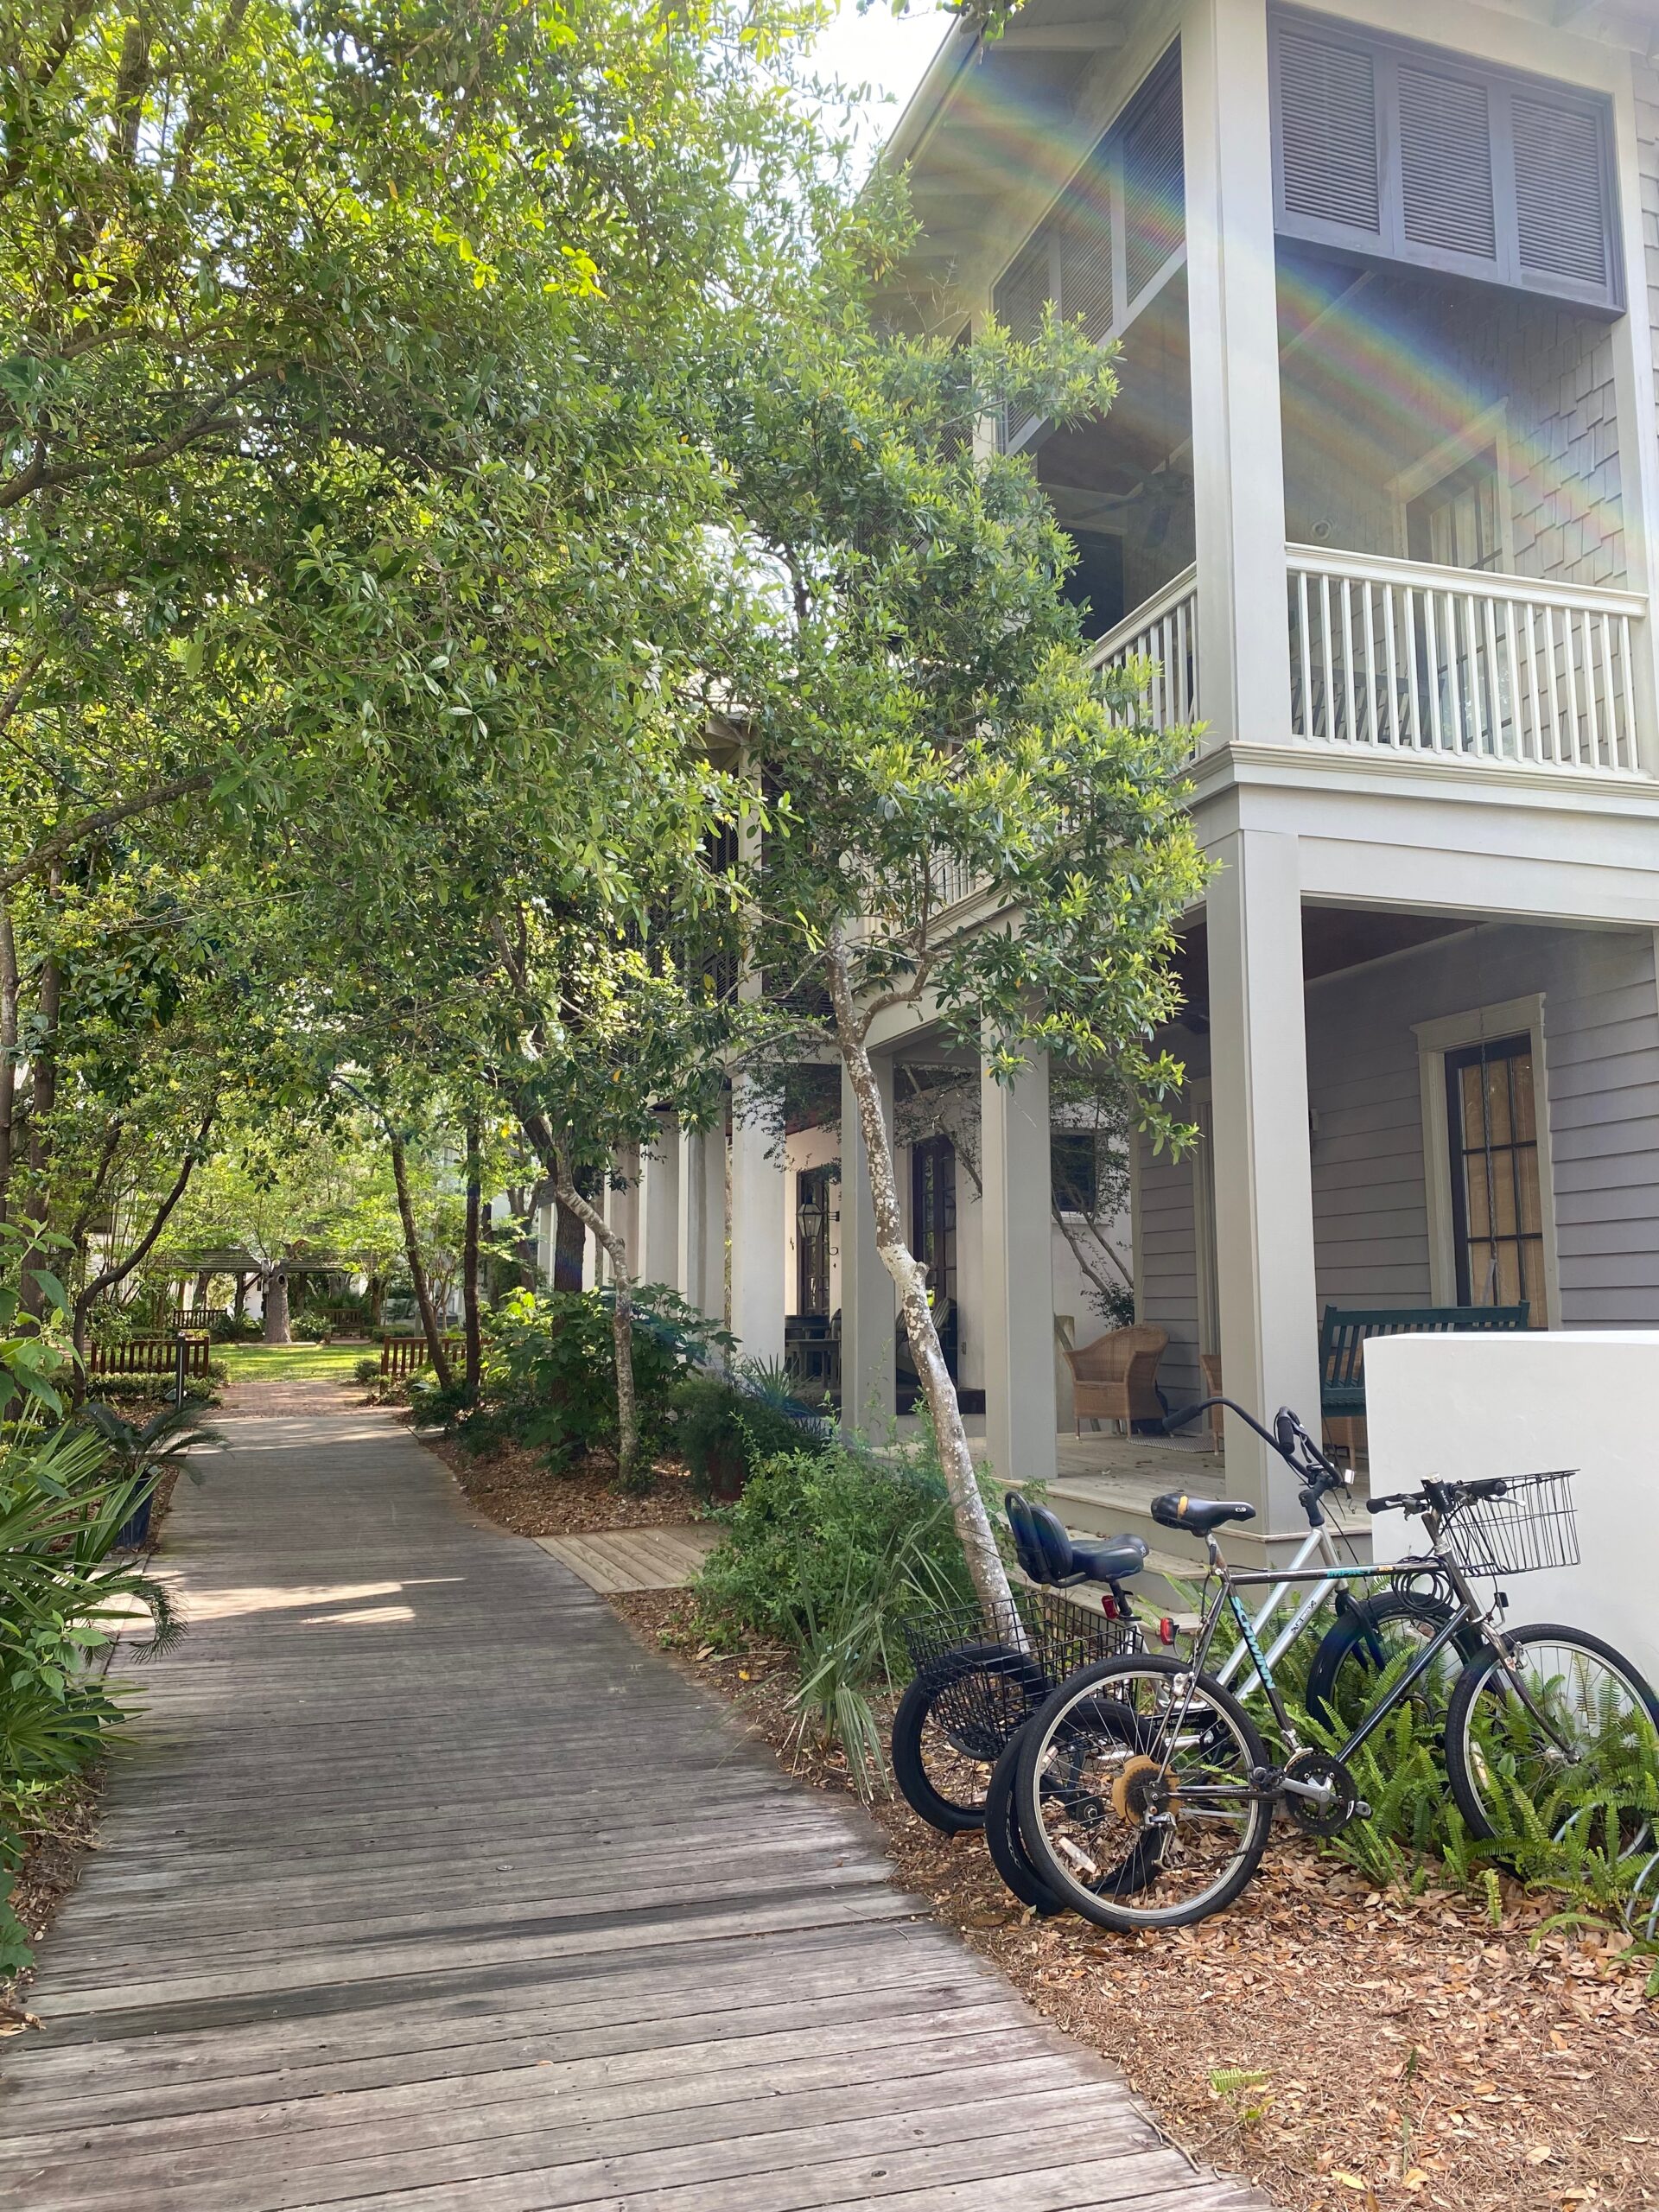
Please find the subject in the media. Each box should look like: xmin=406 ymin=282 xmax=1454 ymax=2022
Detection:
xmin=899 ymin=1588 xmax=1142 ymax=1764
xmin=1441 ymin=1469 xmax=1579 ymax=1578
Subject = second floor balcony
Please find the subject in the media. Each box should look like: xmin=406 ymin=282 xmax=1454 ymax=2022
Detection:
xmin=1097 ymin=544 xmax=1649 ymax=779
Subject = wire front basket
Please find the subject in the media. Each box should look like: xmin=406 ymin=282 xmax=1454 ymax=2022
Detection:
xmin=1441 ymin=1469 xmax=1579 ymax=1579
xmin=899 ymin=1588 xmax=1142 ymax=1764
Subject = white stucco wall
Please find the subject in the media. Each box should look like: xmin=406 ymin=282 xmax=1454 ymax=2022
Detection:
xmin=1365 ymin=1332 xmax=1659 ymax=1686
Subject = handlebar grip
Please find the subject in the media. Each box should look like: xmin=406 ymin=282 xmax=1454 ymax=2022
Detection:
xmin=1366 ymin=1492 xmax=1416 ymax=1515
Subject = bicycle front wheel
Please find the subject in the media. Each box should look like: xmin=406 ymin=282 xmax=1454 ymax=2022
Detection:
xmin=1446 ymin=1624 xmax=1659 ymax=1847
xmin=1014 ymin=1656 xmax=1273 ymax=1932
xmin=891 ymin=1643 xmax=1048 ymax=1833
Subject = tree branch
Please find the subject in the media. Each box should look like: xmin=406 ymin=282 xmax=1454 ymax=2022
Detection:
xmin=0 ymin=766 xmax=217 ymax=895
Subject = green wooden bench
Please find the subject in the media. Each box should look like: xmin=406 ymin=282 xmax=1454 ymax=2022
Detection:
xmin=1319 ymin=1302 xmax=1529 ymax=1423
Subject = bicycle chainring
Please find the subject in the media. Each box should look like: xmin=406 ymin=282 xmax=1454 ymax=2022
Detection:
xmin=1282 ymin=1749 xmax=1363 ymax=1837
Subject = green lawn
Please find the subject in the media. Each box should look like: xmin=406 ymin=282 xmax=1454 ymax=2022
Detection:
xmin=218 ymin=1340 xmax=375 ymax=1383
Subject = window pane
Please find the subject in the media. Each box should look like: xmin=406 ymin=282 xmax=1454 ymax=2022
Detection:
xmin=1517 ymin=1153 xmax=1543 ymax=1235
xmin=1482 ymin=1058 xmax=1513 ymax=1145
xmin=1464 ymin=1160 xmax=1492 ymax=1239
xmin=1494 ymin=1240 xmax=1522 ymax=1306
xmin=1489 ymin=1155 xmax=1519 ymax=1238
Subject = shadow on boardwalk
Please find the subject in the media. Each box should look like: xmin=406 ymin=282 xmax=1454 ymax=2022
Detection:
xmin=0 ymin=1399 xmax=1268 ymax=2212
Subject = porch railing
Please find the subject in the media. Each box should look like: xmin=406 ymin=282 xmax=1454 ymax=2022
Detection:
xmin=1286 ymin=546 xmax=1647 ymax=774
xmin=1090 ymin=563 xmax=1200 ymax=733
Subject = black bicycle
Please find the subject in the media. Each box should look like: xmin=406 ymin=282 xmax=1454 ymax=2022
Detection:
xmin=1013 ymin=1420 xmax=1659 ymax=1931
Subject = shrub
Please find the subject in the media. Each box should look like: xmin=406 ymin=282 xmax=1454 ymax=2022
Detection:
xmin=353 ymin=1356 xmax=381 ymax=1387
xmin=673 ymin=1367 xmax=830 ymax=1502
xmin=452 ymin=1287 xmax=696 ymax=1482
xmin=289 ymin=1313 xmax=334 ymax=1343
xmin=208 ymin=1312 xmax=263 ymax=1344
xmin=693 ymin=1438 xmax=974 ymax=1665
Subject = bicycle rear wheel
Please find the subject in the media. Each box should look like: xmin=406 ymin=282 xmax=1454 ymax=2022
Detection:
xmin=984 ymin=1728 xmax=1066 ymax=1916
xmin=1014 ymin=1656 xmax=1273 ymax=1932
xmin=1445 ymin=1624 xmax=1659 ymax=1847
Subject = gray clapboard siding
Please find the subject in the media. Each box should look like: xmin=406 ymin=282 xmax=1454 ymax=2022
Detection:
xmin=1137 ymin=921 xmax=1659 ymax=1348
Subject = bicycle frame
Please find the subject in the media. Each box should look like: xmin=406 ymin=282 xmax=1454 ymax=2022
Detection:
xmin=1192 ymin=1554 xmax=1479 ymax=1767
xmin=1209 ymin=1517 xmax=1354 ymax=1701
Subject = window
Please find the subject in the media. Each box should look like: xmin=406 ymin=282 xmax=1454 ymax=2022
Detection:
xmin=1270 ymin=11 xmax=1622 ymax=315
xmin=1444 ymin=1035 xmax=1547 ymax=1319
xmin=1051 ymin=1131 xmax=1099 ymax=1217
xmin=1405 ymin=447 xmax=1503 ymax=573
xmin=993 ymin=47 xmax=1185 ymax=454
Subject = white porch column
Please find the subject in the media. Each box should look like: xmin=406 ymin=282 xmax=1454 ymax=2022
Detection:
xmin=840 ymin=1054 xmax=895 ymax=1434
xmin=981 ymin=1049 xmax=1057 ymax=1487
xmin=639 ymin=1117 xmax=681 ymax=1290
xmin=677 ymin=1123 xmax=727 ymax=1321
xmin=728 ymin=1083 xmax=785 ymax=1365
xmin=1206 ymin=829 xmax=1321 ymax=1529
xmin=1181 ymin=0 xmax=1293 ymax=746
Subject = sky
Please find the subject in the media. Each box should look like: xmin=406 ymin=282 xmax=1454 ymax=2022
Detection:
xmin=807 ymin=1 xmax=954 ymax=172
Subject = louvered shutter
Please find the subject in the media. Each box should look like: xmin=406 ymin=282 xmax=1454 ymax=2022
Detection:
xmin=1277 ymin=28 xmax=1380 ymax=238
xmin=1398 ymin=65 xmax=1496 ymax=262
xmin=1269 ymin=11 xmax=1620 ymax=315
xmin=1511 ymin=93 xmax=1613 ymax=293
xmin=1122 ymin=52 xmax=1184 ymax=302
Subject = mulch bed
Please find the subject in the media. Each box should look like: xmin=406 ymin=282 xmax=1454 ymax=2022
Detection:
xmin=0 ymin=1772 xmax=102 ymax=2034
xmin=609 ymin=1590 xmax=1659 ymax=2212
xmin=414 ymin=1427 xmax=705 ymax=1536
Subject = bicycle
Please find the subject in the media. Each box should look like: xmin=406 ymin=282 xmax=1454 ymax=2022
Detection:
xmin=980 ymin=1401 xmax=1467 ymax=1916
xmin=1013 ymin=1418 xmax=1659 ymax=1931
xmin=890 ymin=1494 xmax=1148 ymax=1833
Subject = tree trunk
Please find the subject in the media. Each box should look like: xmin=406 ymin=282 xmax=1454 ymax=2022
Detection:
xmin=232 ymin=1271 xmax=250 ymax=1319
xmin=388 ymin=1129 xmax=452 ymax=1390
xmin=193 ymin=1268 xmax=213 ymax=1313
xmin=263 ymin=1267 xmax=290 ymax=1344
xmin=824 ymin=939 xmax=1017 ymax=1624
xmin=0 ymin=893 xmax=17 ymax=1224
xmin=73 ymin=1116 xmax=212 ymax=1372
xmin=553 ymin=1196 xmax=586 ymax=1290
xmin=513 ymin=1104 xmax=640 ymax=1488
xmin=21 ymin=883 xmax=60 ymax=1316
xmin=366 ymin=1273 xmax=385 ymax=1328
xmin=462 ymin=1119 xmax=482 ymax=1397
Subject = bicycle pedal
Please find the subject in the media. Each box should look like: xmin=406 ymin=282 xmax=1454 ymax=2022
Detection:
xmin=1353 ymin=1800 xmax=1373 ymax=1821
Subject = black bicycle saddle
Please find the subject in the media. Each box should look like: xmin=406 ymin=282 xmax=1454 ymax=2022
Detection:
xmin=1150 ymin=1491 xmax=1256 ymax=1537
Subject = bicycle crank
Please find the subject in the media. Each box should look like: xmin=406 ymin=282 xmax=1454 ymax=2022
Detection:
xmin=1280 ymin=1749 xmax=1369 ymax=1836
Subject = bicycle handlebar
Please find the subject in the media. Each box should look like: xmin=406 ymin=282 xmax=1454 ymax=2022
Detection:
xmin=1161 ymin=1397 xmax=1348 ymax=1525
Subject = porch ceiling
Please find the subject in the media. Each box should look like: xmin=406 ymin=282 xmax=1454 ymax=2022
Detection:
xmin=1169 ymin=909 xmax=1476 ymax=1028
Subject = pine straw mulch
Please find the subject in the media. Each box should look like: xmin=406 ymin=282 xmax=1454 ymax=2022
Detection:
xmin=0 ymin=1771 xmax=103 ymax=2034
xmin=412 ymin=1425 xmax=705 ymax=1536
xmin=609 ymin=1590 xmax=1659 ymax=2212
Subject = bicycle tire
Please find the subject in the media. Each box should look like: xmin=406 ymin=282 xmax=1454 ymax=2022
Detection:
xmin=1015 ymin=1655 xmax=1273 ymax=1932
xmin=1444 ymin=1622 xmax=1659 ymax=1844
xmin=891 ymin=1641 xmax=1048 ymax=1833
xmin=984 ymin=1727 xmax=1067 ymax=1914
xmin=1304 ymin=1589 xmax=1475 ymax=1731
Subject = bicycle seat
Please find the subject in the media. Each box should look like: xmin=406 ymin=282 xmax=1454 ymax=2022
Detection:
xmin=1150 ymin=1491 xmax=1256 ymax=1537
xmin=1005 ymin=1492 xmax=1147 ymax=1587
xmin=1071 ymin=1534 xmax=1149 ymax=1586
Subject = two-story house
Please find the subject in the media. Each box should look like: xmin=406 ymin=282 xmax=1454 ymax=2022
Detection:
xmin=575 ymin=0 xmax=1659 ymax=1562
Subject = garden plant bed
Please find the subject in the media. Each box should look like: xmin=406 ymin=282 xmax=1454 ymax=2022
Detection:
xmin=416 ymin=1428 xmax=704 ymax=1535
xmin=0 ymin=1771 xmax=101 ymax=2031
xmin=610 ymin=1590 xmax=1659 ymax=2212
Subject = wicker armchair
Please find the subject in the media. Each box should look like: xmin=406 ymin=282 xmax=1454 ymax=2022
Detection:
xmin=1063 ymin=1323 xmax=1168 ymax=1435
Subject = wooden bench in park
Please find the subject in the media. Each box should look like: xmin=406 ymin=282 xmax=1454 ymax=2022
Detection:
xmin=1319 ymin=1300 xmax=1529 ymax=1456
xmin=380 ymin=1334 xmax=465 ymax=1381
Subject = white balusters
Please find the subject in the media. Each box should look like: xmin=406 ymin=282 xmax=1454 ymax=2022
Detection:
xmin=1285 ymin=546 xmax=1643 ymax=774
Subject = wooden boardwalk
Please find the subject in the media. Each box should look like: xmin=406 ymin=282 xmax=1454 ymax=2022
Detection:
xmin=0 ymin=1398 xmax=1265 ymax=2212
